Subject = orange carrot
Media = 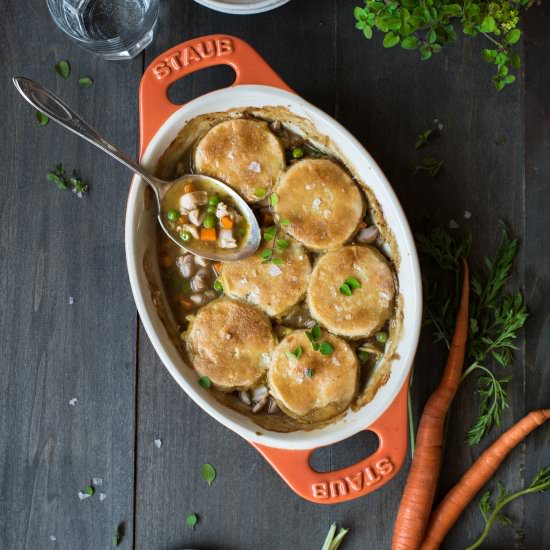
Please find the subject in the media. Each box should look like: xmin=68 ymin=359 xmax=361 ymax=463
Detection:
xmin=212 ymin=262 xmax=223 ymax=276
xmin=420 ymin=409 xmax=550 ymax=550
xmin=200 ymin=227 xmax=217 ymax=241
xmin=392 ymin=261 xmax=470 ymax=550
xmin=221 ymin=216 xmax=234 ymax=229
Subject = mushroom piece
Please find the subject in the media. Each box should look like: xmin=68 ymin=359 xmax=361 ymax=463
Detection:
xmin=179 ymin=191 xmax=208 ymax=212
xmin=191 ymin=268 xmax=211 ymax=292
xmin=219 ymin=228 xmax=237 ymax=249
xmin=356 ymin=225 xmax=379 ymax=244
xmin=176 ymin=254 xmax=196 ymax=279
xmin=189 ymin=294 xmax=205 ymax=305
xmin=216 ymin=201 xmax=233 ymax=220
xmin=188 ymin=208 xmax=205 ymax=227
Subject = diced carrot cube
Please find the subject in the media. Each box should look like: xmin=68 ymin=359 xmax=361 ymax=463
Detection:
xmin=213 ymin=262 xmax=223 ymax=275
xmin=221 ymin=216 xmax=234 ymax=229
xmin=200 ymin=227 xmax=217 ymax=241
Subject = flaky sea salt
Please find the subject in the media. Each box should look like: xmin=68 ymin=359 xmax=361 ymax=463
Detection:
xmin=92 ymin=477 xmax=103 ymax=486
xmin=69 ymin=398 xmax=78 ymax=406
xmin=154 ymin=439 xmax=162 ymax=449
xmin=464 ymin=210 xmax=472 ymax=219
xmin=248 ymin=161 xmax=261 ymax=173
xmin=50 ymin=535 xmax=56 ymax=542
xmin=78 ymin=491 xmax=90 ymax=500
xmin=68 ymin=296 xmax=75 ymax=305
xmin=267 ymin=264 xmax=282 ymax=277
xmin=99 ymin=492 xmax=107 ymax=501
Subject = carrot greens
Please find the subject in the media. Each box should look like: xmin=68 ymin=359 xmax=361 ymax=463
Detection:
xmin=466 ymin=466 xmax=550 ymax=550
xmin=416 ymin=223 xmax=527 ymax=445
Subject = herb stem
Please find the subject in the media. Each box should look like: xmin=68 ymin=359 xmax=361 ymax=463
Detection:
xmin=481 ymin=32 xmax=504 ymax=50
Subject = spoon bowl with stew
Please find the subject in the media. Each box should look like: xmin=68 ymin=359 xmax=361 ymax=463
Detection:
xmin=12 ymin=77 xmax=261 ymax=262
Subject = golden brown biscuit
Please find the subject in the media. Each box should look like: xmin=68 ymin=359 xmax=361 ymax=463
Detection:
xmin=186 ymin=298 xmax=275 ymax=391
xmin=268 ymin=330 xmax=358 ymax=422
xmin=273 ymin=159 xmax=364 ymax=250
xmin=220 ymin=236 xmax=311 ymax=317
xmin=194 ymin=119 xmax=285 ymax=203
xmin=307 ymin=245 xmax=395 ymax=338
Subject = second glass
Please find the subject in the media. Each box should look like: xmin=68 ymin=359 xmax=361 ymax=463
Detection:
xmin=46 ymin=0 xmax=159 ymax=60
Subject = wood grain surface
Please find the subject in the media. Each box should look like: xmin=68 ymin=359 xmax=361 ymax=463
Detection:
xmin=1 ymin=0 xmax=549 ymax=549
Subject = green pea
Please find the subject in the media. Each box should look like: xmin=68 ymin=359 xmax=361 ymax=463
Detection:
xmin=179 ymin=231 xmax=192 ymax=242
xmin=207 ymin=204 xmax=217 ymax=214
xmin=167 ymin=209 xmax=179 ymax=222
xmin=208 ymin=194 xmax=221 ymax=207
xmin=358 ymin=351 xmax=370 ymax=363
xmin=292 ymin=147 xmax=304 ymax=159
xmin=375 ymin=330 xmax=389 ymax=344
xmin=214 ymin=279 xmax=223 ymax=293
xmin=203 ymin=213 xmax=217 ymax=229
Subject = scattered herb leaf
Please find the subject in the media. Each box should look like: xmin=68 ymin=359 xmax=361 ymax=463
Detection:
xmin=269 ymin=192 xmax=279 ymax=207
xmin=55 ymin=60 xmax=71 ymax=80
xmin=84 ymin=485 xmax=94 ymax=497
xmin=36 ymin=111 xmax=49 ymax=126
xmin=272 ymin=257 xmax=283 ymax=266
xmin=311 ymin=325 xmax=321 ymax=340
xmin=263 ymin=226 xmax=277 ymax=242
xmin=78 ymin=76 xmax=93 ymax=88
xmin=186 ymin=513 xmax=199 ymax=529
xmin=112 ymin=523 xmax=124 ymax=547
xmin=260 ymin=249 xmax=273 ymax=260
xmin=305 ymin=368 xmax=315 ymax=378
xmin=413 ymin=157 xmax=444 ymax=177
xmin=277 ymin=239 xmax=289 ymax=249
xmin=200 ymin=463 xmax=216 ymax=487
xmin=345 ymin=277 xmax=361 ymax=289
xmin=340 ymin=283 xmax=352 ymax=296
xmin=255 ymin=187 xmax=266 ymax=198
xmin=199 ymin=376 xmax=212 ymax=389
xmin=319 ymin=342 xmax=334 ymax=356
xmin=280 ymin=218 xmax=290 ymax=226
xmin=415 ymin=129 xmax=433 ymax=149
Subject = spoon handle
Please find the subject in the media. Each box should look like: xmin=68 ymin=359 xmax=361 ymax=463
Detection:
xmin=12 ymin=77 xmax=151 ymax=183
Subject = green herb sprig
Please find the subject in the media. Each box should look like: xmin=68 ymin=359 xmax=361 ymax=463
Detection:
xmin=112 ymin=523 xmax=124 ymax=547
xmin=46 ymin=163 xmax=88 ymax=196
xmin=417 ymin=223 xmax=527 ymax=445
xmin=354 ymin=0 xmax=534 ymax=90
xmin=466 ymin=466 xmax=550 ymax=549
xmin=412 ymin=157 xmax=444 ymax=178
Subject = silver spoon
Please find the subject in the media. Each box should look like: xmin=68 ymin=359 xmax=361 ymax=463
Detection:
xmin=12 ymin=76 xmax=261 ymax=262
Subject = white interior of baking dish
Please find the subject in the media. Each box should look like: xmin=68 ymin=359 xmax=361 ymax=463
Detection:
xmin=125 ymin=85 xmax=422 ymax=450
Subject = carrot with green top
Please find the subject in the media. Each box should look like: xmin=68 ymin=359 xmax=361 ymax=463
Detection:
xmin=420 ymin=408 xmax=550 ymax=550
xmin=392 ymin=261 xmax=470 ymax=550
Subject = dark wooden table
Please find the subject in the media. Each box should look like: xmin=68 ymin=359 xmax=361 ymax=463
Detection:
xmin=1 ymin=1 xmax=549 ymax=549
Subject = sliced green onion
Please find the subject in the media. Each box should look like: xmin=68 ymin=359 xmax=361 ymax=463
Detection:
xmin=208 ymin=194 xmax=220 ymax=206
xmin=180 ymin=231 xmax=192 ymax=242
xmin=375 ymin=330 xmax=389 ymax=344
xmin=319 ymin=342 xmax=334 ymax=356
xmin=213 ymin=279 xmax=223 ymax=292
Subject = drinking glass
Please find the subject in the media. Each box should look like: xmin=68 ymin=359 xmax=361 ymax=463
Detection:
xmin=46 ymin=0 xmax=160 ymax=60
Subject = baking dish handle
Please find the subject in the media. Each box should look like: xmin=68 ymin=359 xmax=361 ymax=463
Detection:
xmin=139 ymin=34 xmax=293 ymax=153
xmin=251 ymin=376 xmax=409 ymax=504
